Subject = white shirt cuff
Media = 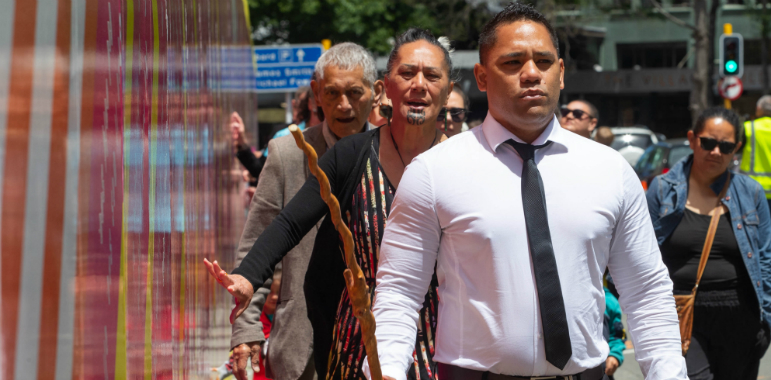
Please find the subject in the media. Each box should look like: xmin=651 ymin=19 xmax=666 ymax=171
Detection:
xmin=362 ymin=357 xmax=407 ymax=380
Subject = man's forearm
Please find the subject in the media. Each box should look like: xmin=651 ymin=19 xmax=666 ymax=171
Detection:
xmin=230 ymin=283 xmax=270 ymax=349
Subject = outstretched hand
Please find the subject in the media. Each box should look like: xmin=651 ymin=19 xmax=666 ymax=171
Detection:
xmin=203 ymin=258 xmax=254 ymax=324
xmin=230 ymin=112 xmax=248 ymax=151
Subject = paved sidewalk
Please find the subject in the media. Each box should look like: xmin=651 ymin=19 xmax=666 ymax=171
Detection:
xmin=614 ymin=314 xmax=771 ymax=379
xmin=613 ymin=348 xmax=771 ymax=379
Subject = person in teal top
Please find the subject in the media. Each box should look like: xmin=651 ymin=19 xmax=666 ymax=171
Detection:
xmin=604 ymin=286 xmax=626 ymax=379
xmin=265 ymin=85 xmax=321 ymax=157
xmin=265 ymin=121 xmax=306 ymax=157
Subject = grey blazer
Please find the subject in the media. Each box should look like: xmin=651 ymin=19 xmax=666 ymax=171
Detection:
xmin=231 ymin=124 xmax=327 ymax=380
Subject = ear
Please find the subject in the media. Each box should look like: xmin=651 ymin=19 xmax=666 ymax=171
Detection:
xmin=473 ymin=63 xmax=487 ymax=92
xmin=373 ymin=80 xmax=385 ymax=105
xmin=311 ymin=80 xmax=320 ymax=101
xmin=559 ymin=58 xmax=565 ymax=90
xmin=734 ymin=140 xmax=743 ymax=153
xmin=589 ymin=117 xmax=598 ymax=131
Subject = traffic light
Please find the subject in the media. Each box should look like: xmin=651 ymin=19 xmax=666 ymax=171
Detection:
xmin=720 ymin=33 xmax=743 ymax=78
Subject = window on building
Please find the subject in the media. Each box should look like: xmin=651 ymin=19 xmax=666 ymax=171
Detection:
xmin=745 ymin=39 xmax=771 ymax=65
xmin=617 ymin=42 xmax=688 ymax=69
xmin=558 ymin=30 xmax=604 ymax=71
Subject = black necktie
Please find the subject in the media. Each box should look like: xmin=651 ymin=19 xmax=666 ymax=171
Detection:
xmin=506 ymin=139 xmax=572 ymax=370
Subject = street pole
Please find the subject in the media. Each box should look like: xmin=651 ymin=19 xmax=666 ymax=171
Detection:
xmin=285 ymin=92 xmax=293 ymax=124
xmin=724 ymin=23 xmax=732 ymax=109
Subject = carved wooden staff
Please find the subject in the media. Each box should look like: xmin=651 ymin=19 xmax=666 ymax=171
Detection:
xmin=288 ymin=125 xmax=383 ymax=380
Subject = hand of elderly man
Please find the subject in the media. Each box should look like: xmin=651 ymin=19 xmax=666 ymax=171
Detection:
xmin=203 ymin=258 xmax=254 ymax=324
xmin=232 ymin=341 xmax=262 ymax=380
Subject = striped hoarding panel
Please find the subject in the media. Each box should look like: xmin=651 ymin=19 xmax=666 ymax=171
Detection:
xmin=0 ymin=0 xmax=254 ymax=379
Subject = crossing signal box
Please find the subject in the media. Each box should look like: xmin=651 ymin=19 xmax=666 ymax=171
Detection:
xmin=720 ymin=33 xmax=744 ymax=78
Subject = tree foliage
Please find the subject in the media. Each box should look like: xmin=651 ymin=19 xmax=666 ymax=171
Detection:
xmin=247 ymin=0 xmax=495 ymax=54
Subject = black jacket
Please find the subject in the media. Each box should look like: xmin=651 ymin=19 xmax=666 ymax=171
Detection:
xmin=236 ymin=146 xmax=265 ymax=181
xmin=232 ymin=128 xmax=378 ymax=378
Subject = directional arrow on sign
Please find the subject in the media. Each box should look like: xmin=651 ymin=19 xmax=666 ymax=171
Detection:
xmin=297 ymin=49 xmax=305 ymax=62
xmin=719 ymin=76 xmax=743 ymax=101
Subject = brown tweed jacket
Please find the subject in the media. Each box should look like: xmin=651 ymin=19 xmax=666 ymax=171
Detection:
xmin=231 ymin=124 xmax=327 ymax=380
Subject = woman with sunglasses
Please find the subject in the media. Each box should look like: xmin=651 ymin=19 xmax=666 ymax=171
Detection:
xmin=647 ymin=107 xmax=771 ymax=380
xmin=206 ymin=28 xmax=452 ymax=380
xmin=435 ymin=86 xmax=468 ymax=137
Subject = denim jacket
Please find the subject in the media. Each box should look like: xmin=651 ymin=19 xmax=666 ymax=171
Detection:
xmin=646 ymin=155 xmax=771 ymax=328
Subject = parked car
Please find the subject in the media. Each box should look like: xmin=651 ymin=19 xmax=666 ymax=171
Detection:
xmin=634 ymin=138 xmax=692 ymax=188
xmin=607 ymin=127 xmax=665 ymax=166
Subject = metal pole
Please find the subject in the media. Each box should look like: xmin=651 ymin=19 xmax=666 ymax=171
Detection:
xmin=723 ymin=24 xmax=733 ymax=110
xmin=285 ymin=92 xmax=293 ymax=124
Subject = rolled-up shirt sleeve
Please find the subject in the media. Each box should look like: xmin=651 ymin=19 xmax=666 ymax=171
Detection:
xmin=370 ymin=157 xmax=442 ymax=380
xmin=607 ymin=163 xmax=687 ymax=379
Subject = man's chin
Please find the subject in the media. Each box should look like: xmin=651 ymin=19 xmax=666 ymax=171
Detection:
xmin=329 ymin=119 xmax=364 ymax=137
xmin=519 ymin=106 xmax=556 ymax=123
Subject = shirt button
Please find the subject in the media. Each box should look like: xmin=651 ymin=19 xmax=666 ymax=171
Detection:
xmin=748 ymin=252 xmax=753 ymax=258
xmin=738 ymin=223 xmax=743 ymax=229
xmin=758 ymin=281 xmax=762 ymax=287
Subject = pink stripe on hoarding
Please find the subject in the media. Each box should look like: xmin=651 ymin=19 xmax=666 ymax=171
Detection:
xmin=72 ymin=1 xmax=98 ymax=379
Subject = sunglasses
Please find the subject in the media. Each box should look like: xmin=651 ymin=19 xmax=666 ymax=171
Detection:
xmin=560 ymin=107 xmax=594 ymax=120
xmin=436 ymin=107 xmax=468 ymax=123
xmin=699 ymin=137 xmax=737 ymax=155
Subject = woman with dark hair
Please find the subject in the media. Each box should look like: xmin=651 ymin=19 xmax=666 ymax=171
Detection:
xmin=647 ymin=107 xmax=771 ymax=380
xmin=205 ymin=28 xmax=454 ymax=380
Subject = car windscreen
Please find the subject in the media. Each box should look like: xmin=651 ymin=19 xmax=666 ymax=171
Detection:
xmin=634 ymin=146 xmax=656 ymax=174
xmin=611 ymin=134 xmax=653 ymax=151
xmin=668 ymin=146 xmax=692 ymax=166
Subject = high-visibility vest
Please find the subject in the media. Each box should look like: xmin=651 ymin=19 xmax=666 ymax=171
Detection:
xmin=740 ymin=117 xmax=771 ymax=199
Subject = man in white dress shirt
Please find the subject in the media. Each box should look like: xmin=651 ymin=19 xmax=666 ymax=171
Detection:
xmin=368 ymin=3 xmax=687 ymax=380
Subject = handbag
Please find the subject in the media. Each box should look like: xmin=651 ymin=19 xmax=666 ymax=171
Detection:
xmin=675 ymin=172 xmax=731 ymax=355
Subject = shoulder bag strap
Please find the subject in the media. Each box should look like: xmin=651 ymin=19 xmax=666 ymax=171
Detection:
xmin=692 ymin=172 xmax=732 ymax=292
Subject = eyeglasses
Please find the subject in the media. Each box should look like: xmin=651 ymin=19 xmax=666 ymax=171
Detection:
xmin=560 ymin=107 xmax=594 ymax=120
xmin=378 ymin=104 xmax=392 ymax=119
xmin=437 ymin=108 xmax=468 ymax=123
xmin=699 ymin=137 xmax=737 ymax=155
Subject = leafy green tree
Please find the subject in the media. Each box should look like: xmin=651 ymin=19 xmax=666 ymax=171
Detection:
xmin=247 ymin=0 xmax=494 ymax=55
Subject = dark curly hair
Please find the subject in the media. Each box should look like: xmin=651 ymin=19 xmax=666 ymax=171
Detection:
xmin=478 ymin=2 xmax=560 ymax=65
xmin=693 ymin=107 xmax=742 ymax=143
xmin=385 ymin=28 xmax=452 ymax=77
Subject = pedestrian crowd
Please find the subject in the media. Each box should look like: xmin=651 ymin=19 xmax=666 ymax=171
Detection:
xmin=207 ymin=3 xmax=771 ymax=380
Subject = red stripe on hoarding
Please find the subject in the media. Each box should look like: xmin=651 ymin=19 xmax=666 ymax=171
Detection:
xmin=1 ymin=1 xmax=39 ymax=380
xmin=36 ymin=0 xmax=71 ymax=378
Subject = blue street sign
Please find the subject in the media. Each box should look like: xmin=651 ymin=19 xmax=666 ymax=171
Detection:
xmin=254 ymin=44 xmax=323 ymax=93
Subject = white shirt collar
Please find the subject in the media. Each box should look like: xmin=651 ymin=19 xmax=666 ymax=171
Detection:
xmin=481 ymin=112 xmax=568 ymax=152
